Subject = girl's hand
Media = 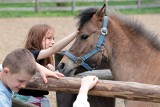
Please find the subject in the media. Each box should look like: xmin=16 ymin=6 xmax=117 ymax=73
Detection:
xmin=46 ymin=63 xmax=55 ymax=71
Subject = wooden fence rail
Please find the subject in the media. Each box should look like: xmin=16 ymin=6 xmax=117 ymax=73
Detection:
xmin=0 ymin=0 xmax=159 ymax=12
xmin=25 ymin=76 xmax=160 ymax=103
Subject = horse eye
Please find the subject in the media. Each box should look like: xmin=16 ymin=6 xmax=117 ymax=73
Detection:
xmin=81 ymin=35 xmax=89 ymax=40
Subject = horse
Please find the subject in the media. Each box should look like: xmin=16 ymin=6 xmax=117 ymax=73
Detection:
xmin=57 ymin=4 xmax=160 ymax=107
xmin=55 ymin=51 xmax=115 ymax=107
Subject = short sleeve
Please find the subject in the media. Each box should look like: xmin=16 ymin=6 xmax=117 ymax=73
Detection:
xmin=30 ymin=50 xmax=41 ymax=60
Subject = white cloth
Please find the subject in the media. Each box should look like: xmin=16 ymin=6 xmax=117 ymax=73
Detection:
xmin=0 ymin=64 xmax=2 ymax=71
xmin=73 ymin=94 xmax=90 ymax=107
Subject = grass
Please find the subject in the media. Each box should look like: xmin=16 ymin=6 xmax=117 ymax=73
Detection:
xmin=0 ymin=0 xmax=159 ymax=7
xmin=0 ymin=11 xmax=75 ymax=18
xmin=118 ymin=7 xmax=160 ymax=15
xmin=0 ymin=7 xmax=159 ymax=18
xmin=0 ymin=0 xmax=159 ymax=18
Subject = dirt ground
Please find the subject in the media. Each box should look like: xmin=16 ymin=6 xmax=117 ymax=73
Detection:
xmin=0 ymin=14 xmax=160 ymax=107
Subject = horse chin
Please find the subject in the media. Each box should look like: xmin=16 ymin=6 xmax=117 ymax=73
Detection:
xmin=74 ymin=66 xmax=87 ymax=75
xmin=59 ymin=68 xmax=76 ymax=77
xmin=61 ymin=66 xmax=86 ymax=77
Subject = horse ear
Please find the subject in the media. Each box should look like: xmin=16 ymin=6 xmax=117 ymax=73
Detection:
xmin=96 ymin=4 xmax=106 ymax=18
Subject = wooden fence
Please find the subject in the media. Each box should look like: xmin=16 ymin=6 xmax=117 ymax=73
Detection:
xmin=12 ymin=69 xmax=160 ymax=106
xmin=26 ymin=75 xmax=160 ymax=103
xmin=0 ymin=0 xmax=159 ymax=12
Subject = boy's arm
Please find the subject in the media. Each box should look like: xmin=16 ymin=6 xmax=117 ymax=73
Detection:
xmin=73 ymin=94 xmax=89 ymax=107
xmin=73 ymin=76 xmax=98 ymax=107
xmin=38 ymin=31 xmax=78 ymax=60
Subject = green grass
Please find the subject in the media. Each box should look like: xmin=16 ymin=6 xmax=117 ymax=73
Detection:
xmin=0 ymin=11 xmax=77 ymax=18
xmin=118 ymin=7 xmax=160 ymax=15
xmin=0 ymin=0 xmax=159 ymax=8
xmin=0 ymin=0 xmax=159 ymax=18
xmin=0 ymin=7 xmax=159 ymax=18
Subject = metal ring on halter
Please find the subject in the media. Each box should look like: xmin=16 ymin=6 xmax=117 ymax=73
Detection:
xmin=101 ymin=27 xmax=108 ymax=35
xmin=75 ymin=57 xmax=84 ymax=65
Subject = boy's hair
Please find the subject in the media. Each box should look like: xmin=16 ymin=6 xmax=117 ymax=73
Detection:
xmin=2 ymin=48 xmax=37 ymax=75
xmin=24 ymin=24 xmax=54 ymax=66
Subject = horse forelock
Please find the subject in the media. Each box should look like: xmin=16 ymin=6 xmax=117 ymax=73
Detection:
xmin=109 ymin=12 xmax=160 ymax=50
xmin=76 ymin=8 xmax=98 ymax=29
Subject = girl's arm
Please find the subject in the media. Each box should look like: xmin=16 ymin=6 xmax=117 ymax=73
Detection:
xmin=37 ymin=31 xmax=78 ymax=60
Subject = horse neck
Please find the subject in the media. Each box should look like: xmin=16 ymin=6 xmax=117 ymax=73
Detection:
xmin=108 ymin=17 xmax=160 ymax=84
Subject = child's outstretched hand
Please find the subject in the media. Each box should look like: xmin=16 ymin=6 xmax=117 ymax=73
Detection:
xmin=79 ymin=76 xmax=98 ymax=94
xmin=51 ymin=71 xmax=65 ymax=79
xmin=36 ymin=63 xmax=64 ymax=83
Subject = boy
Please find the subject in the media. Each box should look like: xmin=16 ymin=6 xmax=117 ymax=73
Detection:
xmin=0 ymin=48 xmax=37 ymax=107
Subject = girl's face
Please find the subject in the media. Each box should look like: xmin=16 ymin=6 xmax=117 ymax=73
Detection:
xmin=42 ymin=29 xmax=55 ymax=49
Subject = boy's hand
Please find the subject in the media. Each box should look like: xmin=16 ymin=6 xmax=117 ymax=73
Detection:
xmin=36 ymin=63 xmax=64 ymax=83
xmin=39 ymin=69 xmax=64 ymax=83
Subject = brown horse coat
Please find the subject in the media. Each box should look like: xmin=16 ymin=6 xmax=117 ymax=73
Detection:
xmin=58 ymin=5 xmax=160 ymax=107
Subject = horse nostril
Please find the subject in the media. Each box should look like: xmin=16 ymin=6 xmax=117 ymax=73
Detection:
xmin=58 ymin=62 xmax=65 ymax=71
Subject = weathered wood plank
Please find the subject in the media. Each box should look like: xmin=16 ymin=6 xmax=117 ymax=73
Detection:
xmin=25 ymin=76 xmax=160 ymax=103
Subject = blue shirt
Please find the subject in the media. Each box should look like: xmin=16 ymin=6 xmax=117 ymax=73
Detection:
xmin=0 ymin=81 xmax=13 ymax=107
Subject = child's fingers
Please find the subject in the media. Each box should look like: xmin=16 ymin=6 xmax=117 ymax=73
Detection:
xmin=41 ymin=73 xmax=48 ymax=83
xmin=56 ymin=72 xmax=64 ymax=77
xmin=53 ymin=74 xmax=64 ymax=79
xmin=93 ymin=77 xmax=99 ymax=82
xmin=53 ymin=75 xmax=60 ymax=79
xmin=51 ymin=73 xmax=64 ymax=79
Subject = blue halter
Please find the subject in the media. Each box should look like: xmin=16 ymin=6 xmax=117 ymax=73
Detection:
xmin=64 ymin=16 xmax=108 ymax=71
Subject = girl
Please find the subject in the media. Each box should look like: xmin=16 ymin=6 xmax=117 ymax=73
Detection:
xmin=25 ymin=24 xmax=77 ymax=71
xmin=15 ymin=24 xmax=78 ymax=107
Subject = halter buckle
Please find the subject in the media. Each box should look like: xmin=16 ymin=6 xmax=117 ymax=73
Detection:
xmin=101 ymin=27 xmax=108 ymax=35
xmin=76 ymin=57 xmax=84 ymax=65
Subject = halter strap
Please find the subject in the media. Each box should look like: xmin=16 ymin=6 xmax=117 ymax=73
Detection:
xmin=65 ymin=16 xmax=108 ymax=71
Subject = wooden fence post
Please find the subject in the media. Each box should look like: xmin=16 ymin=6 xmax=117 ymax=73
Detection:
xmin=137 ymin=0 xmax=141 ymax=8
xmin=34 ymin=0 xmax=39 ymax=12
xmin=71 ymin=0 xmax=75 ymax=13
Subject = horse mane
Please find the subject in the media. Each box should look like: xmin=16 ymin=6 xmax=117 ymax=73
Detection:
xmin=76 ymin=7 xmax=160 ymax=50
xmin=76 ymin=8 xmax=98 ymax=29
xmin=112 ymin=12 xmax=160 ymax=50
